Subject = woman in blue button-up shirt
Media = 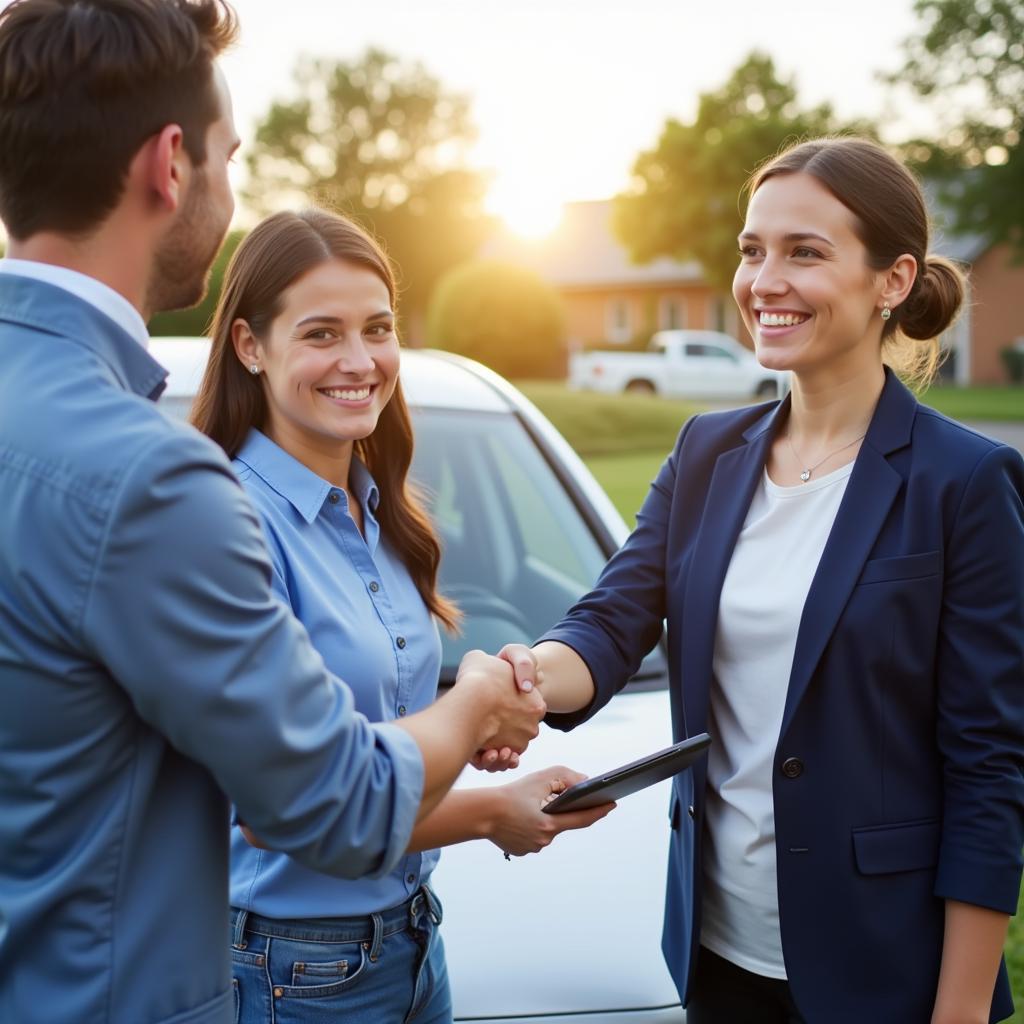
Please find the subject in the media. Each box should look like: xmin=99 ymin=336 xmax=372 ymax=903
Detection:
xmin=191 ymin=208 xmax=610 ymax=1024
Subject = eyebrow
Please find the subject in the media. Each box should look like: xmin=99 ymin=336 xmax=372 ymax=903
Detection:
xmin=295 ymin=312 xmax=394 ymax=328
xmin=738 ymin=231 xmax=836 ymax=246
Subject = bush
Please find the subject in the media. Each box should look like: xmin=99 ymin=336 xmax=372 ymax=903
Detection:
xmin=426 ymin=260 xmax=566 ymax=378
xmin=1000 ymin=345 xmax=1024 ymax=384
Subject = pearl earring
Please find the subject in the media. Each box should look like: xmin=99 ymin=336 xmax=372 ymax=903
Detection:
xmin=880 ymin=302 xmax=892 ymax=322
xmin=248 ymin=364 xmax=260 ymax=375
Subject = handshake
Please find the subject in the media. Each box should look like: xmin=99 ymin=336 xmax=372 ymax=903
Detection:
xmin=452 ymin=645 xmax=547 ymax=770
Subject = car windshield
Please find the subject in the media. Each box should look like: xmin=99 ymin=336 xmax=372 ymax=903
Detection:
xmin=410 ymin=406 xmax=666 ymax=686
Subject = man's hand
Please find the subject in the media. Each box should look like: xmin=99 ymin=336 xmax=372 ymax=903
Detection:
xmin=455 ymin=650 xmax=546 ymax=755
xmin=469 ymin=644 xmax=542 ymax=771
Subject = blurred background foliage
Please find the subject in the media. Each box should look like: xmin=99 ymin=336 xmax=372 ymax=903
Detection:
xmin=426 ymin=261 xmax=565 ymax=379
xmin=612 ymin=54 xmax=875 ymax=293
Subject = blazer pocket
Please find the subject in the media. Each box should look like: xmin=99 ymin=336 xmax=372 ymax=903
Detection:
xmin=852 ymin=818 xmax=940 ymax=875
xmin=857 ymin=550 xmax=942 ymax=585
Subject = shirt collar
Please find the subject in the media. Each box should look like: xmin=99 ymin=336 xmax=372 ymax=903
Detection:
xmin=236 ymin=429 xmax=381 ymax=526
xmin=0 ymin=258 xmax=150 ymax=350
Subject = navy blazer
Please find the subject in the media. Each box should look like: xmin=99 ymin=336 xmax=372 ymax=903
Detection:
xmin=544 ymin=370 xmax=1024 ymax=1023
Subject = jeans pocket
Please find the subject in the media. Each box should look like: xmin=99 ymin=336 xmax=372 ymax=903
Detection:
xmin=268 ymin=937 xmax=368 ymax=1000
xmin=290 ymin=950 xmax=361 ymax=988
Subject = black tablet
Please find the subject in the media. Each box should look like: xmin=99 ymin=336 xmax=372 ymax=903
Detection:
xmin=542 ymin=732 xmax=711 ymax=814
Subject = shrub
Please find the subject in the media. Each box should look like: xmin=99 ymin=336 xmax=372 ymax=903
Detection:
xmin=1000 ymin=345 xmax=1024 ymax=384
xmin=426 ymin=260 xmax=566 ymax=378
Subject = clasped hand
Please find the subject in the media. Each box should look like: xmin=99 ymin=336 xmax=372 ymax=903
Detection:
xmin=455 ymin=648 xmax=545 ymax=761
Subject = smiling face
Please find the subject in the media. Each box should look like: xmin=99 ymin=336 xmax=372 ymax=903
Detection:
xmin=238 ymin=258 xmax=399 ymax=475
xmin=733 ymin=171 xmax=889 ymax=383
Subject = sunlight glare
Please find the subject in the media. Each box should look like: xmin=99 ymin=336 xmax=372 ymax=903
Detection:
xmin=486 ymin=181 xmax=564 ymax=240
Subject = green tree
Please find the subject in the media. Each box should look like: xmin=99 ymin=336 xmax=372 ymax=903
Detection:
xmin=895 ymin=0 xmax=1024 ymax=256
xmin=426 ymin=261 xmax=566 ymax=379
xmin=243 ymin=49 xmax=490 ymax=335
xmin=148 ymin=229 xmax=245 ymax=337
xmin=614 ymin=54 xmax=869 ymax=292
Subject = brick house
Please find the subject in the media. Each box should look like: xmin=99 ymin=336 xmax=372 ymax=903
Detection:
xmin=486 ymin=199 xmax=1024 ymax=385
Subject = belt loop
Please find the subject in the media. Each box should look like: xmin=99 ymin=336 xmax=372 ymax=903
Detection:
xmin=422 ymin=884 xmax=442 ymax=926
xmin=231 ymin=909 xmax=249 ymax=950
xmin=368 ymin=912 xmax=384 ymax=962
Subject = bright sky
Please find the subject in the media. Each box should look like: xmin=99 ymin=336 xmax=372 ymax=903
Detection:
xmin=222 ymin=0 xmax=930 ymax=235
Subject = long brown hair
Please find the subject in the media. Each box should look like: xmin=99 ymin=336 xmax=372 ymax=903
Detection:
xmin=747 ymin=137 xmax=965 ymax=391
xmin=191 ymin=208 xmax=459 ymax=632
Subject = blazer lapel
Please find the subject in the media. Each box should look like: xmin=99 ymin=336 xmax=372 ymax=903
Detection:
xmin=779 ymin=370 xmax=917 ymax=737
xmin=680 ymin=405 xmax=780 ymax=733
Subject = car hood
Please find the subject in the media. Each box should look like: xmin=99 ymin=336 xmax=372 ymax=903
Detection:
xmin=432 ymin=688 xmax=683 ymax=1018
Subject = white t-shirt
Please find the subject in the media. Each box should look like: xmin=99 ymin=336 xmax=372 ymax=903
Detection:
xmin=700 ymin=460 xmax=853 ymax=978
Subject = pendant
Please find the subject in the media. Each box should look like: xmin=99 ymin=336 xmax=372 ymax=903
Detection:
xmin=800 ymin=469 xmax=811 ymax=482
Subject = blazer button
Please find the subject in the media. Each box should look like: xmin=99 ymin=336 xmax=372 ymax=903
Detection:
xmin=687 ymin=805 xmax=695 ymax=819
xmin=781 ymin=757 xmax=804 ymax=779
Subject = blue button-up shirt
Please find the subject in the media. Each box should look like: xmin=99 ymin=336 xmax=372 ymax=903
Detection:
xmin=0 ymin=271 xmax=424 ymax=1024
xmin=230 ymin=430 xmax=442 ymax=918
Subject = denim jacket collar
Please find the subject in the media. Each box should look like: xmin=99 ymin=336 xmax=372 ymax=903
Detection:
xmin=0 ymin=275 xmax=166 ymax=400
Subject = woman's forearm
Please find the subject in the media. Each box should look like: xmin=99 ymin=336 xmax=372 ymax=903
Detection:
xmin=930 ymin=899 xmax=1009 ymax=1024
xmin=533 ymin=641 xmax=596 ymax=713
xmin=405 ymin=789 xmax=497 ymax=852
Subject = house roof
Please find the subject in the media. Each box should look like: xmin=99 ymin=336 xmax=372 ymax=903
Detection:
xmin=482 ymin=199 xmax=704 ymax=289
xmin=481 ymin=189 xmax=993 ymax=292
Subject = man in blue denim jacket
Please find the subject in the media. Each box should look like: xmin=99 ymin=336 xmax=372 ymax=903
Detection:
xmin=0 ymin=3 xmax=544 ymax=1023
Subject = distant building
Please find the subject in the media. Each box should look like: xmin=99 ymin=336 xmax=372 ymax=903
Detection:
xmin=485 ymin=199 xmax=1024 ymax=385
xmin=484 ymin=200 xmax=744 ymax=354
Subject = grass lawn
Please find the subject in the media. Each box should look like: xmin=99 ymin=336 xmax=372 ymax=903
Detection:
xmin=516 ymin=381 xmax=698 ymax=456
xmin=1008 ymin=889 xmax=1024 ymax=1023
xmin=919 ymin=385 xmax=1024 ymax=422
xmin=583 ymin=450 xmax=665 ymax=525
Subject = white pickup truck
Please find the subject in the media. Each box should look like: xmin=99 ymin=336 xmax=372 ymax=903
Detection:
xmin=569 ymin=329 xmax=788 ymax=400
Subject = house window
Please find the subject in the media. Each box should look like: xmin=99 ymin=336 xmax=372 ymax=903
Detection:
xmin=660 ymin=297 xmax=685 ymax=330
xmin=606 ymin=297 xmax=632 ymax=344
xmin=707 ymin=295 xmax=727 ymax=333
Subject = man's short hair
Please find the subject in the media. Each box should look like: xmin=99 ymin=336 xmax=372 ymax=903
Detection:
xmin=0 ymin=0 xmax=238 ymax=239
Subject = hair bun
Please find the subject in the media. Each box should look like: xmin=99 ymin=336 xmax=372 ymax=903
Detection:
xmin=898 ymin=256 xmax=965 ymax=341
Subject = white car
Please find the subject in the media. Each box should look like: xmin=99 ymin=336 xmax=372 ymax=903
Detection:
xmin=152 ymin=337 xmax=687 ymax=1024
xmin=569 ymin=329 xmax=787 ymax=400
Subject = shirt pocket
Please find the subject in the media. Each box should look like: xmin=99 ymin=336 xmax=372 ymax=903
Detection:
xmin=857 ymin=550 xmax=942 ymax=586
xmin=851 ymin=818 xmax=940 ymax=875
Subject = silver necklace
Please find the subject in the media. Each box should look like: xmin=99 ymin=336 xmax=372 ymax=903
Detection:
xmin=787 ymin=431 xmax=866 ymax=483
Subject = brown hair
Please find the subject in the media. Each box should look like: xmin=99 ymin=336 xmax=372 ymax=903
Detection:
xmin=191 ymin=208 xmax=460 ymax=632
xmin=0 ymin=0 xmax=238 ymax=239
xmin=747 ymin=137 xmax=965 ymax=390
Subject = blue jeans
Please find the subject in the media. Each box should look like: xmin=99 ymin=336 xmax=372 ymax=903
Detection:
xmin=229 ymin=886 xmax=452 ymax=1024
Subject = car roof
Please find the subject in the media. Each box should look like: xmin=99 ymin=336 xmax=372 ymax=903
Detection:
xmin=147 ymin=337 xmax=511 ymax=413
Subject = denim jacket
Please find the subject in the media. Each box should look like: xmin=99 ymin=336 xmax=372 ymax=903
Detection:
xmin=0 ymin=275 xmax=423 ymax=1024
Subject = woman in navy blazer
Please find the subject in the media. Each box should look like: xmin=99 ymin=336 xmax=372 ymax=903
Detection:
xmin=499 ymin=138 xmax=1024 ymax=1022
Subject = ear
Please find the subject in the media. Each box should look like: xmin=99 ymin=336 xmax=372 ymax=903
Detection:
xmin=879 ymin=253 xmax=917 ymax=313
xmin=231 ymin=318 xmax=262 ymax=371
xmin=146 ymin=124 xmax=187 ymax=213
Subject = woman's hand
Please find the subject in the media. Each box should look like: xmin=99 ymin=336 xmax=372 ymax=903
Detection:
xmin=470 ymin=644 xmax=541 ymax=772
xmin=487 ymin=766 xmax=614 ymax=857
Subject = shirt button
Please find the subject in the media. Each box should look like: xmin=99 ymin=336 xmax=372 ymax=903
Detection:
xmin=781 ymin=757 xmax=804 ymax=779
xmin=369 ymin=581 xmax=380 ymax=593
xmin=398 ymin=705 xmax=407 ymax=716
xmin=328 ymin=491 xmax=340 ymax=504
xmin=396 ymin=636 xmax=406 ymax=649
xmin=407 ymin=873 xmax=416 ymax=884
